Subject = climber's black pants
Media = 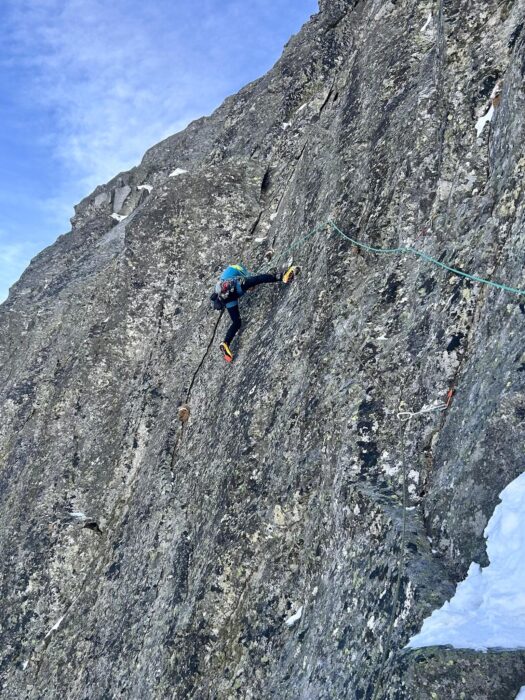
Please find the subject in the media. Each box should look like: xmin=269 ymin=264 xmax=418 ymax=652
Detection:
xmin=224 ymin=274 xmax=278 ymax=345
xmin=242 ymin=273 xmax=277 ymax=291
xmin=225 ymin=305 xmax=242 ymax=345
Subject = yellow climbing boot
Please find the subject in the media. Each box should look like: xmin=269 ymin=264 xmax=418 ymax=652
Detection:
xmin=220 ymin=342 xmax=234 ymax=363
xmin=282 ymin=265 xmax=300 ymax=284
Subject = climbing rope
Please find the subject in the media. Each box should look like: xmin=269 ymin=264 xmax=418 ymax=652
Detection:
xmin=253 ymin=217 xmax=523 ymax=693
xmin=260 ymin=219 xmax=525 ymax=297
xmin=255 ymin=221 xmax=327 ymax=273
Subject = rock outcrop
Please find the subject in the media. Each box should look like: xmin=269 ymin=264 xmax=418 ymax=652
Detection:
xmin=1 ymin=1 xmax=525 ymax=698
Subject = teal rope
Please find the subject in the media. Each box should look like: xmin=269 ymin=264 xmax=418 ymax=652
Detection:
xmin=327 ymin=221 xmax=525 ymax=297
xmin=255 ymin=222 xmax=326 ymax=273
xmin=259 ymin=219 xmax=525 ymax=297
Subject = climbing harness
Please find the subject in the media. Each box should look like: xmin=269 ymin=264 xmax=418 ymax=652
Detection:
xmin=260 ymin=220 xmax=525 ymax=297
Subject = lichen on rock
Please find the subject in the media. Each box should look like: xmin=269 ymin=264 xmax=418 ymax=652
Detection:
xmin=1 ymin=0 xmax=525 ymax=698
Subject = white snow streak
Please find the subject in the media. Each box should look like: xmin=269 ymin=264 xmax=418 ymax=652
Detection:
xmin=285 ymin=606 xmax=303 ymax=627
xmin=475 ymin=104 xmax=495 ymax=137
xmin=407 ymin=472 xmax=525 ymax=651
xmin=44 ymin=615 xmax=65 ymax=639
xmin=169 ymin=168 xmax=188 ymax=177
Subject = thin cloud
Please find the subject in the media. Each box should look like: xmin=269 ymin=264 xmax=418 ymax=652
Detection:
xmin=3 ymin=0 xmax=316 ymax=191
xmin=3 ymin=0 xmax=209 ymax=190
xmin=0 ymin=242 xmax=23 ymax=266
xmin=0 ymin=0 xmax=317 ymax=302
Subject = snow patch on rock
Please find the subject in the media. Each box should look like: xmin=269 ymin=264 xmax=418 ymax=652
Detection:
xmin=70 ymin=512 xmax=87 ymax=520
xmin=285 ymin=606 xmax=303 ymax=627
xmin=407 ymin=472 xmax=525 ymax=651
xmin=421 ymin=13 xmax=432 ymax=32
xmin=475 ymin=104 xmax=495 ymax=137
xmin=44 ymin=615 xmax=65 ymax=640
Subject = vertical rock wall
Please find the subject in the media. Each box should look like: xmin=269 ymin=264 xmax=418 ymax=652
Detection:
xmin=1 ymin=1 xmax=525 ymax=698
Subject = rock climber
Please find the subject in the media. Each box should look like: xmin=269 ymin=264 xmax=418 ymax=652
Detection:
xmin=210 ymin=263 xmax=298 ymax=362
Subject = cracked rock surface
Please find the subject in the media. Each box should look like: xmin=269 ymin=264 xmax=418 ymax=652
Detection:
xmin=1 ymin=1 xmax=525 ymax=698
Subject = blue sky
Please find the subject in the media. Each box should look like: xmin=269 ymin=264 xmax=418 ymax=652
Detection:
xmin=0 ymin=0 xmax=318 ymax=302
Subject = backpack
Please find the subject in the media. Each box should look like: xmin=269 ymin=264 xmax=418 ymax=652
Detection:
xmin=210 ymin=265 xmax=248 ymax=310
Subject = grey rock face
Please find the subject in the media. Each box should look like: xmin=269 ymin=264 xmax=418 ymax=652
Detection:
xmin=112 ymin=185 xmax=132 ymax=214
xmin=1 ymin=1 xmax=525 ymax=698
